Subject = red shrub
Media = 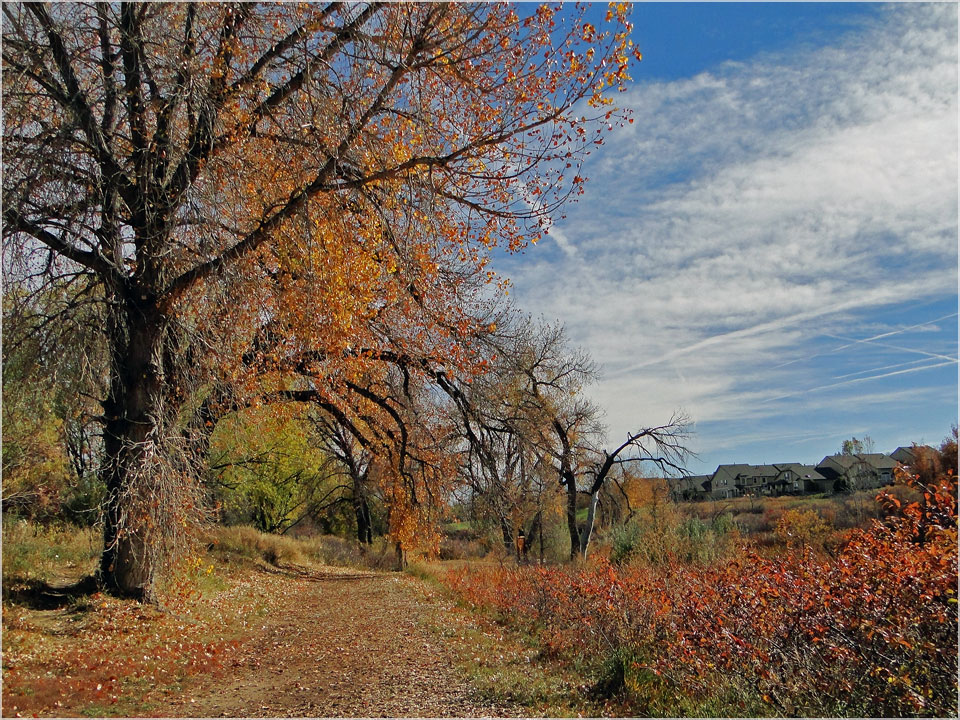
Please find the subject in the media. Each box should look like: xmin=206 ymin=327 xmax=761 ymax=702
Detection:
xmin=442 ymin=473 xmax=958 ymax=717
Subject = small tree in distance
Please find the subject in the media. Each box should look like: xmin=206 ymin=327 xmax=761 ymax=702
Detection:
xmin=840 ymin=435 xmax=875 ymax=455
xmin=467 ymin=318 xmax=692 ymax=561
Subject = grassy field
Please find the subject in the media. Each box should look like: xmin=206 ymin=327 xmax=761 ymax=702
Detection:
xmin=672 ymin=484 xmax=922 ymax=548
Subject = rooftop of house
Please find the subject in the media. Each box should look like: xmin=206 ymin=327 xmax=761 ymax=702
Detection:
xmin=675 ymin=446 xmax=915 ymax=490
xmin=818 ymin=453 xmax=899 ymax=471
xmin=773 ymin=463 xmax=826 ymax=481
xmin=711 ymin=464 xmax=754 ymax=482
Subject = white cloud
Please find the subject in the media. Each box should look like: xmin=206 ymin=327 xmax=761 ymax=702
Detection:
xmin=499 ymin=4 xmax=958 ymax=459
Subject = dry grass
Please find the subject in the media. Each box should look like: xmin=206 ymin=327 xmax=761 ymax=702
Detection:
xmin=208 ymin=525 xmax=310 ymax=565
xmin=675 ymin=486 xmax=923 ymax=551
xmin=2 ymin=520 xmax=100 ymax=596
xmin=207 ymin=524 xmax=400 ymax=571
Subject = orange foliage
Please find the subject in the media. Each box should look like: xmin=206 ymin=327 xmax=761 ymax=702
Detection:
xmin=444 ymin=472 xmax=958 ymax=716
xmin=179 ymin=3 xmax=643 ymax=555
xmin=4 ymin=3 xmax=643 ymax=590
xmin=773 ymin=507 xmax=831 ymax=549
xmin=618 ymin=475 xmax=671 ymax=508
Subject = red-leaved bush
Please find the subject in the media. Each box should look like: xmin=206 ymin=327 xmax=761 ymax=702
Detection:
xmin=444 ymin=472 xmax=957 ymax=717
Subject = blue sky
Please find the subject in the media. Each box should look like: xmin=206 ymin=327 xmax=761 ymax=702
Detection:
xmin=497 ymin=3 xmax=958 ymax=474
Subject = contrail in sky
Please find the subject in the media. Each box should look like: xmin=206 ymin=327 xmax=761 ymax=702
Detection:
xmin=761 ymin=359 xmax=956 ymax=404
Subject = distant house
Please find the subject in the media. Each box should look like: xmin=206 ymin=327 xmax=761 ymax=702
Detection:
xmin=706 ymin=463 xmax=807 ymax=499
xmin=772 ymin=463 xmax=829 ymax=494
xmin=699 ymin=461 xmax=845 ymax=501
xmin=890 ymin=445 xmax=936 ymax=467
xmin=669 ymin=475 xmax=711 ymax=501
xmin=677 ymin=450 xmax=906 ymax=504
xmin=735 ymin=465 xmax=780 ymax=496
xmin=816 ymin=453 xmax=898 ymax=492
xmin=709 ymin=464 xmax=753 ymax=499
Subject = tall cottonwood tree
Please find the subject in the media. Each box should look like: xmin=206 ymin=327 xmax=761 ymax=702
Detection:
xmin=436 ymin=319 xmax=548 ymax=553
xmin=511 ymin=321 xmax=691 ymax=560
xmin=3 ymin=2 xmax=640 ymax=597
xmin=443 ymin=315 xmax=691 ymax=561
xmin=454 ymin=331 xmax=560 ymax=556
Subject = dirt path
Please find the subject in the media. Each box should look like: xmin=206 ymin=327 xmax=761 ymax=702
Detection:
xmin=150 ymin=566 xmax=519 ymax=718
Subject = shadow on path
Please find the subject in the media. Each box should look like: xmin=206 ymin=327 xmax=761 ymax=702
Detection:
xmin=3 ymin=575 xmax=99 ymax=610
xmin=259 ymin=562 xmax=387 ymax=583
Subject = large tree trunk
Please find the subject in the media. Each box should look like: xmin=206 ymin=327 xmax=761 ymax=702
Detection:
xmin=98 ymin=296 xmax=169 ymax=600
xmin=355 ymin=495 xmax=373 ymax=544
xmin=525 ymin=512 xmax=541 ymax=563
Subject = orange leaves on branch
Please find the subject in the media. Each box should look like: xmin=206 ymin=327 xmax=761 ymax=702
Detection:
xmin=5 ymin=1 xmax=646 ymax=589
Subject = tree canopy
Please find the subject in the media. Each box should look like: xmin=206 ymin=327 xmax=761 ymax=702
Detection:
xmin=3 ymin=2 xmax=641 ymax=597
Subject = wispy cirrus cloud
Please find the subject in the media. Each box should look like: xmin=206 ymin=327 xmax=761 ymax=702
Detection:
xmin=499 ymin=4 xmax=958 ymax=470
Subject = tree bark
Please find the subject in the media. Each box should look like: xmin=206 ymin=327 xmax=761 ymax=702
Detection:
xmin=98 ymin=296 xmax=168 ymax=600
xmin=355 ymin=495 xmax=373 ymax=544
xmin=525 ymin=512 xmax=541 ymax=563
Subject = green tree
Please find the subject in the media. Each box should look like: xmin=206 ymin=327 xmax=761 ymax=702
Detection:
xmin=2 ymin=288 xmax=104 ymax=521
xmin=208 ymin=406 xmax=334 ymax=535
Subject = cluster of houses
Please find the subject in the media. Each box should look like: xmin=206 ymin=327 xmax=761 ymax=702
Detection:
xmin=670 ymin=445 xmax=932 ymax=501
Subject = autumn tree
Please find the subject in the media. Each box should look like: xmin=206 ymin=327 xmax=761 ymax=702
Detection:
xmin=445 ymin=317 xmax=691 ymax=561
xmin=903 ymin=428 xmax=958 ymax=486
xmin=512 ymin=321 xmax=691 ymax=560
xmin=3 ymin=2 xmax=640 ymax=597
xmin=439 ymin=307 xmax=560 ymax=558
xmin=305 ymin=360 xmax=462 ymax=566
xmin=208 ymin=353 xmax=458 ymax=559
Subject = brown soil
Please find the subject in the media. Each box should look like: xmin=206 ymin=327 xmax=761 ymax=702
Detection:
xmin=147 ymin=565 xmax=520 ymax=718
